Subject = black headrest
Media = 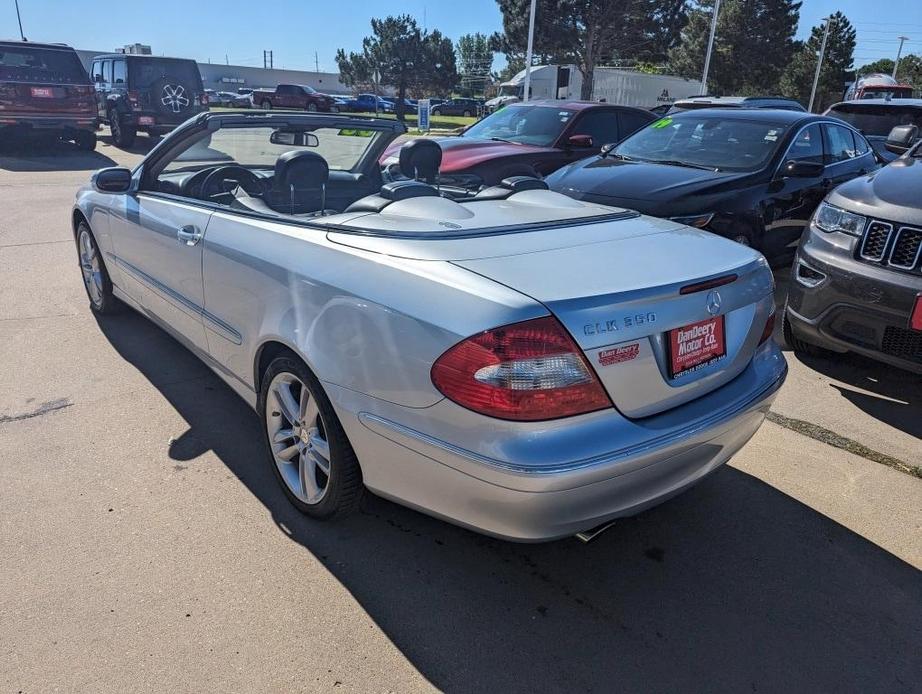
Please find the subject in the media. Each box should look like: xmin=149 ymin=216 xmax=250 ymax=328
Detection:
xmin=379 ymin=180 xmax=439 ymax=201
xmin=499 ymin=176 xmax=548 ymax=192
xmin=274 ymin=150 xmax=328 ymax=190
xmin=398 ymin=138 xmax=442 ymax=183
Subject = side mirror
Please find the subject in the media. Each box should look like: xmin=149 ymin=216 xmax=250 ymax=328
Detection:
xmin=567 ymin=134 xmax=594 ymax=148
xmin=885 ymin=124 xmax=919 ymax=155
xmin=92 ymin=167 xmax=133 ymax=193
xmin=781 ymin=160 xmax=824 ymax=178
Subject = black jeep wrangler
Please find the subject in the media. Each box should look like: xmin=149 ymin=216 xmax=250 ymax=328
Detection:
xmin=91 ymin=54 xmax=208 ymax=147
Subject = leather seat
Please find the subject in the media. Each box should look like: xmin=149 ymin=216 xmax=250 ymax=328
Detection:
xmin=264 ymin=150 xmax=330 ymax=214
xmin=398 ymin=138 xmax=442 ymax=183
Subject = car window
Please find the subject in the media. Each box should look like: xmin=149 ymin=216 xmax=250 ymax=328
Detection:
xmin=571 ymin=110 xmax=620 ymax=147
xmin=160 ymin=124 xmax=386 ymax=177
xmin=0 ymin=45 xmax=88 ymax=84
xmin=854 ymin=132 xmax=871 ymax=155
xmin=786 ymin=124 xmax=824 ymax=164
xmin=823 ymin=123 xmax=856 ymax=163
xmin=614 ymin=114 xmax=789 ymax=172
xmin=113 ymin=60 xmax=126 ymax=85
xmin=278 ymin=85 xmax=293 ymax=95
xmin=619 ymin=110 xmax=654 ymax=138
xmin=101 ymin=60 xmax=112 ymax=84
xmin=91 ymin=60 xmax=102 ymax=83
xmin=128 ymin=58 xmax=202 ymax=90
xmin=826 ymin=105 xmax=922 ymax=137
xmin=462 ymin=105 xmax=576 ymax=146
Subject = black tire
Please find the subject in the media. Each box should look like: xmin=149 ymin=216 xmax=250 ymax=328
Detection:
xmin=73 ymin=130 xmax=97 ymax=151
xmin=463 ymin=110 xmax=472 ymax=117
xmin=307 ymin=102 xmax=318 ymax=112
xmin=76 ymin=221 xmax=121 ymax=315
xmin=260 ymin=100 xmax=272 ymax=110
xmin=110 ymin=111 xmax=136 ymax=148
xmin=431 ymin=108 xmax=441 ymax=116
xmin=258 ymin=356 xmax=364 ymax=520
xmin=782 ymin=303 xmax=827 ymax=356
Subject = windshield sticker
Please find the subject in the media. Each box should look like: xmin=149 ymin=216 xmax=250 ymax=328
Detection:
xmin=652 ymin=117 xmax=673 ymax=129
xmin=764 ymin=129 xmax=779 ymax=141
xmin=337 ymin=129 xmax=374 ymax=137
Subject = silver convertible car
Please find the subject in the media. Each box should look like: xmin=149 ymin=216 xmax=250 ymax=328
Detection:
xmin=72 ymin=112 xmax=787 ymax=541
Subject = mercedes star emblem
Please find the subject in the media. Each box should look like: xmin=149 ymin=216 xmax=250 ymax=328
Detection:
xmin=706 ymin=290 xmax=722 ymax=316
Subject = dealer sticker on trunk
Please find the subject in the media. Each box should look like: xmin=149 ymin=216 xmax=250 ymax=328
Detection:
xmin=598 ymin=343 xmax=640 ymax=367
xmin=668 ymin=315 xmax=726 ymax=379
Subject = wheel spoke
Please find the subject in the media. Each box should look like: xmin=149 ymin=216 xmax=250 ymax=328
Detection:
xmin=299 ymin=451 xmax=322 ymax=501
xmin=274 ymin=382 xmax=300 ymax=424
xmin=277 ymin=443 xmax=300 ymax=461
xmin=273 ymin=427 xmax=294 ymax=444
xmin=301 ymin=395 xmax=318 ymax=427
xmin=307 ymin=431 xmax=331 ymax=475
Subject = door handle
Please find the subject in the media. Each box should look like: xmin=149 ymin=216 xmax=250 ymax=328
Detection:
xmin=176 ymin=225 xmax=202 ymax=246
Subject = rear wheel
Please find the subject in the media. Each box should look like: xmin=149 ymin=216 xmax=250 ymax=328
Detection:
xmin=109 ymin=111 xmax=136 ymax=148
xmin=307 ymin=102 xmax=318 ymax=112
xmin=74 ymin=130 xmax=97 ymax=151
xmin=76 ymin=221 xmax=120 ymax=314
xmin=431 ymin=108 xmax=441 ymax=116
xmin=259 ymin=356 xmax=363 ymax=519
xmin=463 ymin=110 xmax=472 ymax=117
xmin=261 ymin=100 xmax=272 ymax=110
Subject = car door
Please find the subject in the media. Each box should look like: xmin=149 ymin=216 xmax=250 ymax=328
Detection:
xmin=822 ymin=122 xmax=875 ymax=187
xmin=91 ymin=60 xmax=106 ymax=119
xmin=763 ymin=122 xmax=828 ymax=250
xmin=107 ymin=179 xmax=212 ymax=353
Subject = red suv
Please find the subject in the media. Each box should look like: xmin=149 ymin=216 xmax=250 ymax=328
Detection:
xmin=0 ymin=40 xmax=98 ymax=150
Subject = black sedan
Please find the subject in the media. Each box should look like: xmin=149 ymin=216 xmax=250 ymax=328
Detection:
xmin=546 ymin=109 xmax=878 ymax=253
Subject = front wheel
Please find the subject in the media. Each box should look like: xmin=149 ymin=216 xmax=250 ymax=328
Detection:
xmin=259 ymin=356 xmax=363 ymax=519
xmin=307 ymin=102 xmax=318 ymax=112
xmin=109 ymin=112 xmax=136 ymax=148
xmin=77 ymin=222 xmax=121 ymax=314
xmin=463 ymin=110 xmax=472 ymax=117
xmin=73 ymin=130 xmax=97 ymax=151
xmin=260 ymin=100 xmax=272 ymax=110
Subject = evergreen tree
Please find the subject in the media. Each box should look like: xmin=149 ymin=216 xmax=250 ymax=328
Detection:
xmin=779 ymin=11 xmax=856 ymax=110
xmin=668 ymin=0 xmax=801 ymax=95
xmin=457 ymin=33 xmax=494 ymax=97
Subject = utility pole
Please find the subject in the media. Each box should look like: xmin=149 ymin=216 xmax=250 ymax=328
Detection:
xmin=808 ymin=16 xmax=833 ymax=113
xmin=522 ymin=0 xmax=537 ymax=103
xmin=315 ymin=52 xmax=319 ymax=72
xmin=893 ymin=36 xmax=909 ymax=78
xmin=701 ymin=0 xmax=721 ymax=94
xmin=263 ymin=50 xmax=273 ymax=69
xmin=14 ymin=0 xmax=26 ymax=41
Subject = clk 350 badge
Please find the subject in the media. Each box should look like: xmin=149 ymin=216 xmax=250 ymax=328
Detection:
xmin=598 ymin=343 xmax=640 ymax=366
xmin=583 ymin=312 xmax=656 ymax=336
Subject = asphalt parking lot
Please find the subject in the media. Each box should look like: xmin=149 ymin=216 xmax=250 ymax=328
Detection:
xmin=1 ymin=132 xmax=921 ymax=693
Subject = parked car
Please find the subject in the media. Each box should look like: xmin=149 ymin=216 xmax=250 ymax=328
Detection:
xmin=251 ymin=84 xmax=335 ymax=112
xmin=345 ymin=93 xmax=394 ymax=113
xmin=784 ymin=125 xmax=922 ymax=373
xmin=330 ymin=96 xmax=349 ymax=113
xmin=546 ymin=109 xmax=877 ymax=253
xmin=380 ymin=100 xmax=657 ymax=189
xmin=844 ymin=73 xmax=915 ymax=101
xmin=668 ymin=95 xmax=806 ymax=114
xmin=824 ymin=99 xmax=922 ymax=162
xmin=71 ymin=111 xmax=785 ymax=541
xmin=431 ymin=98 xmax=482 ymax=117
xmin=0 ymin=40 xmax=97 ymax=150
xmin=91 ymin=53 xmax=208 ymax=148
xmin=216 ymin=91 xmax=251 ymax=108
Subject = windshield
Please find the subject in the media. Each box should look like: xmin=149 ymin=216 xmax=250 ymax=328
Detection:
xmin=0 ymin=45 xmax=88 ymax=84
xmin=129 ymin=57 xmax=202 ymax=89
xmin=860 ymin=88 xmax=914 ymax=99
xmin=164 ymin=124 xmax=383 ymax=173
xmin=828 ymin=105 xmax=922 ymax=136
xmin=614 ymin=114 xmax=789 ymax=172
xmin=462 ymin=105 xmax=575 ymax=146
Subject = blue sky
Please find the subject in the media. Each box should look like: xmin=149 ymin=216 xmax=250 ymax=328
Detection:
xmin=3 ymin=0 xmax=921 ymax=72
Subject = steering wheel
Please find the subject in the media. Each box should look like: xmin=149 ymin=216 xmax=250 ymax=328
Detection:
xmin=200 ymin=165 xmax=265 ymax=203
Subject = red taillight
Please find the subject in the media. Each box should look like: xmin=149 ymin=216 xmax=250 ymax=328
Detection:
xmin=128 ymin=90 xmax=141 ymax=111
xmin=200 ymin=94 xmax=209 ymax=106
xmin=910 ymin=294 xmax=922 ymax=332
xmin=431 ymin=316 xmax=612 ymax=421
xmin=759 ymin=311 xmax=776 ymax=345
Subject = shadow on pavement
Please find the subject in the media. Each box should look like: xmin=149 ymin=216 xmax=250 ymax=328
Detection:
xmin=0 ymin=137 xmax=117 ymax=172
xmin=94 ymin=310 xmax=922 ymax=693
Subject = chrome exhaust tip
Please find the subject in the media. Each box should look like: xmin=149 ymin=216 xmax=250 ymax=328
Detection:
xmin=574 ymin=520 xmax=617 ymax=543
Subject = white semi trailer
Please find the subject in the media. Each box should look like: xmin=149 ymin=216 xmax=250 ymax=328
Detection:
xmin=485 ymin=64 xmax=704 ymax=111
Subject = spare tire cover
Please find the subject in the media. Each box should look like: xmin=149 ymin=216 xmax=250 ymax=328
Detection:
xmin=154 ymin=76 xmax=194 ymax=116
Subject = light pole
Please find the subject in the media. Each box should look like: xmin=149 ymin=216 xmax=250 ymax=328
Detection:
xmin=701 ymin=0 xmax=721 ymax=95
xmin=808 ymin=16 xmax=833 ymax=113
xmin=522 ymin=0 xmax=537 ymax=103
xmin=893 ymin=36 xmax=909 ymax=79
xmin=15 ymin=0 xmax=27 ymax=41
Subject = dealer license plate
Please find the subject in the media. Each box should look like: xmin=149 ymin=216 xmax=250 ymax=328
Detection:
xmin=668 ymin=315 xmax=726 ymax=379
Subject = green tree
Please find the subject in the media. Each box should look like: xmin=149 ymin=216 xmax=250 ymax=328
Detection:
xmin=668 ymin=0 xmax=801 ymax=95
xmin=779 ymin=12 xmax=856 ymax=111
xmin=336 ymin=15 xmax=459 ymax=120
xmin=494 ymin=0 xmax=688 ymax=100
xmin=457 ymin=33 xmax=494 ymax=97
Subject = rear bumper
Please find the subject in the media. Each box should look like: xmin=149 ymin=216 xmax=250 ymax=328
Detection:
xmin=0 ymin=115 xmax=97 ymax=133
xmin=330 ymin=341 xmax=787 ymax=541
xmin=786 ymin=226 xmax=922 ymax=373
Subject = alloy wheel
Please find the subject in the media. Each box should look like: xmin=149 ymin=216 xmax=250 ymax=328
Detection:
xmin=78 ymin=229 xmax=104 ymax=307
xmin=265 ymin=372 xmax=331 ymax=504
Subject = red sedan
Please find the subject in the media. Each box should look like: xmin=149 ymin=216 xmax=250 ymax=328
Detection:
xmin=381 ymin=100 xmax=657 ymax=187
